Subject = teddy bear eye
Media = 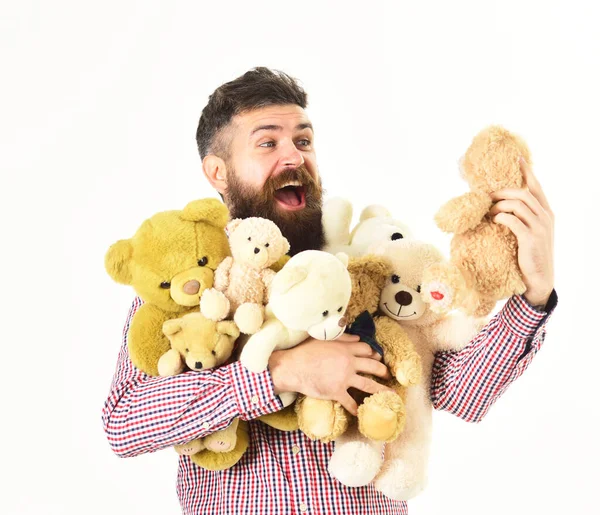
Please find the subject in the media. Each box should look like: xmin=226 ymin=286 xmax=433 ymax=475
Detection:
xmin=265 ymin=243 xmax=270 ymax=248
xmin=322 ymin=310 xmax=329 ymax=317
xmin=391 ymin=275 xmax=400 ymax=284
xmin=185 ymin=348 xmax=189 ymax=353
xmin=211 ymin=350 xmax=216 ymax=356
xmin=248 ymin=236 xmax=251 ymax=241
xmin=416 ymin=285 xmax=422 ymax=293
xmin=160 ymin=281 xmax=171 ymax=289
xmin=198 ymin=257 xmax=208 ymax=267
xmin=391 ymin=232 xmax=403 ymax=241
xmin=337 ymin=306 xmax=343 ymax=312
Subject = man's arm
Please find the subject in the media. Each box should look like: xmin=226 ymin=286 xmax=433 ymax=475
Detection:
xmin=101 ymin=298 xmax=283 ymax=458
xmin=430 ymin=290 xmax=557 ymax=422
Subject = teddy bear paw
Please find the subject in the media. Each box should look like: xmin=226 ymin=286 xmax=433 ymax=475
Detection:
xmin=358 ymin=392 xmax=405 ymax=442
xmin=204 ymin=434 xmax=237 ymax=453
xmin=174 ymin=439 xmax=204 ymax=456
xmin=374 ymin=458 xmax=428 ymax=501
xmin=200 ymin=288 xmax=230 ymax=321
xmin=395 ymin=355 xmax=422 ymax=386
xmin=234 ymin=303 xmax=264 ymax=334
xmin=421 ymin=279 xmax=454 ymax=314
xmin=328 ymin=439 xmax=384 ymax=487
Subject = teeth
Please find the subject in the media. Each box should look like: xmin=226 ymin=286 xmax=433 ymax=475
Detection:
xmin=278 ymin=180 xmax=303 ymax=189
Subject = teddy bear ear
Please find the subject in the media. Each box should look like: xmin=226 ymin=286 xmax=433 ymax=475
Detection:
xmin=272 ymin=266 xmax=309 ymax=295
xmin=181 ymin=198 xmax=230 ymax=228
xmin=216 ymin=321 xmax=240 ymax=339
xmin=105 ymin=239 xmax=134 ymax=285
xmin=280 ymin=235 xmax=290 ymax=256
xmin=225 ymin=218 xmax=244 ymax=236
xmin=335 ymin=252 xmax=349 ymax=268
xmin=162 ymin=319 xmax=183 ymax=337
xmin=359 ymin=204 xmax=391 ymax=222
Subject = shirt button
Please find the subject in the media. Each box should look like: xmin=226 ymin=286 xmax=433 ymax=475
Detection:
xmin=202 ymin=422 xmax=210 ymax=430
xmin=292 ymin=445 xmax=300 ymax=455
xmin=251 ymin=395 xmax=259 ymax=404
xmin=299 ymin=503 xmax=308 ymax=512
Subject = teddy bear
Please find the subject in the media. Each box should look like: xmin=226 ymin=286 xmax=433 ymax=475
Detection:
xmin=104 ymin=198 xmax=231 ymax=377
xmin=294 ymin=255 xmax=423 ymax=461
xmin=421 ymin=125 xmax=531 ymax=317
xmin=329 ymin=239 xmax=485 ymax=499
xmin=158 ymin=311 xmax=249 ymax=469
xmin=239 ymin=249 xmax=354 ymax=407
xmin=200 ymin=217 xmax=290 ymax=335
xmin=322 ymin=197 xmax=414 ymax=256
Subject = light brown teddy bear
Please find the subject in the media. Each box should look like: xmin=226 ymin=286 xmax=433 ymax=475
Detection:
xmin=295 ymin=256 xmax=422 ymax=447
xmin=422 ymin=125 xmax=531 ymax=316
xmin=159 ymin=311 xmax=250 ymax=469
xmin=200 ymin=217 xmax=290 ymax=335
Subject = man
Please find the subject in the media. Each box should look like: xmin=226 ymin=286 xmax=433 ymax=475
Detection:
xmin=102 ymin=67 xmax=557 ymax=514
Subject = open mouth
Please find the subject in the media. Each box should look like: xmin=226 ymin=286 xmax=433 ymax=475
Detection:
xmin=274 ymin=181 xmax=306 ymax=211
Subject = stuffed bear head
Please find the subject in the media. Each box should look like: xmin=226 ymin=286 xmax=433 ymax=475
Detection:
xmin=371 ymin=240 xmax=447 ymax=327
xmin=162 ymin=312 xmax=240 ymax=372
xmin=105 ymin=199 xmax=231 ymax=312
xmin=225 ymin=217 xmax=290 ymax=270
xmin=269 ymin=250 xmax=352 ymax=340
xmin=460 ymin=125 xmax=531 ymax=194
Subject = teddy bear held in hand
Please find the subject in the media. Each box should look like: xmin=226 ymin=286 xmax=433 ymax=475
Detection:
xmin=200 ymin=217 xmax=290 ymax=335
xmin=422 ymin=125 xmax=531 ymax=317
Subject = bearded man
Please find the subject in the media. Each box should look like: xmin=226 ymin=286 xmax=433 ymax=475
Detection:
xmin=102 ymin=67 xmax=557 ymax=515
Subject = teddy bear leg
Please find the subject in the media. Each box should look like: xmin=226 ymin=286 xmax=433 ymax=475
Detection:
xmin=258 ymin=403 xmax=299 ymax=431
xmin=328 ymin=421 xmax=385 ymax=487
xmin=296 ymin=397 xmax=349 ymax=443
xmin=358 ymin=391 xmax=405 ymax=443
xmin=203 ymin=418 xmax=240 ymax=453
xmin=234 ymin=302 xmax=265 ymax=335
xmin=374 ymin=456 xmax=428 ymax=501
xmin=200 ymin=288 xmax=231 ymax=321
xmin=190 ymin=420 xmax=250 ymax=471
xmin=174 ymin=439 xmax=205 ymax=456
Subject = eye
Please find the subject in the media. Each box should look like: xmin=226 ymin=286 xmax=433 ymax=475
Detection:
xmin=259 ymin=141 xmax=275 ymax=148
xmin=265 ymin=243 xmax=270 ymax=248
xmin=297 ymin=139 xmax=311 ymax=147
xmin=211 ymin=350 xmax=216 ymax=356
xmin=322 ymin=310 xmax=329 ymax=317
xmin=198 ymin=257 xmax=208 ymax=267
xmin=391 ymin=275 xmax=400 ymax=284
xmin=248 ymin=236 xmax=251 ymax=241
xmin=160 ymin=281 xmax=171 ymax=289
xmin=416 ymin=285 xmax=421 ymax=293
xmin=391 ymin=232 xmax=403 ymax=241
xmin=337 ymin=306 xmax=343 ymax=312
xmin=185 ymin=348 xmax=189 ymax=353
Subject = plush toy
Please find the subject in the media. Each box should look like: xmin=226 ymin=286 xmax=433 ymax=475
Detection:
xmin=200 ymin=217 xmax=290 ymax=334
xmin=322 ymin=197 xmax=413 ymax=256
xmin=239 ymin=250 xmax=353 ymax=406
xmin=104 ymin=198 xmax=231 ymax=376
xmin=331 ymin=240 xmax=484 ymax=499
xmin=421 ymin=125 xmax=531 ymax=317
xmin=295 ymin=255 xmax=422 ymax=485
xmin=158 ymin=311 xmax=250 ymax=469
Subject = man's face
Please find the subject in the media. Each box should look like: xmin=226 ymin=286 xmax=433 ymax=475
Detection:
xmin=218 ymin=104 xmax=324 ymax=255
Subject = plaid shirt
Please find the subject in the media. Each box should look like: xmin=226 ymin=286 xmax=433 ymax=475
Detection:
xmin=102 ymin=291 xmax=557 ymax=514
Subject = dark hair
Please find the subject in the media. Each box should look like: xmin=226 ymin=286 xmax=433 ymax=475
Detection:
xmin=196 ymin=67 xmax=308 ymax=160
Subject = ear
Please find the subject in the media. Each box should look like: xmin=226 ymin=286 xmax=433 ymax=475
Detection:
xmin=225 ymin=218 xmax=244 ymax=236
xmin=216 ymin=321 xmax=240 ymax=339
xmin=105 ymin=239 xmax=133 ymax=284
xmin=272 ymin=266 xmax=309 ymax=295
xmin=202 ymin=154 xmax=228 ymax=194
xmin=359 ymin=204 xmax=391 ymax=222
xmin=335 ymin=252 xmax=349 ymax=268
xmin=181 ymin=198 xmax=229 ymax=228
xmin=162 ymin=319 xmax=183 ymax=337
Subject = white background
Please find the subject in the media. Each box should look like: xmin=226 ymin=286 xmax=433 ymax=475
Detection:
xmin=2 ymin=0 xmax=598 ymax=514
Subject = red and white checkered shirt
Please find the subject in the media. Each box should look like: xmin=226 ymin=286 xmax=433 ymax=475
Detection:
xmin=102 ymin=292 xmax=556 ymax=514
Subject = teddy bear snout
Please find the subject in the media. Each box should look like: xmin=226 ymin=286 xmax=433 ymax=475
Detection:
xmin=183 ymin=280 xmax=200 ymax=295
xmin=338 ymin=316 xmax=348 ymax=327
xmin=395 ymin=290 xmax=413 ymax=306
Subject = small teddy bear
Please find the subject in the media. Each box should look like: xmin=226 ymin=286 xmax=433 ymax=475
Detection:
xmin=160 ymin=311 xmax=248 ymax=468
xmin=200 ymin=217 xmax=290 ymax=335
xmin=421 ymin=125 xmax=531 ymax=317
xmin=322 ymin=197 xmax=414 ymax=257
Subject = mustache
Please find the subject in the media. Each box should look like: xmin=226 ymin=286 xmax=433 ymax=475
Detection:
xmin=264 ymin=165 xmax=319 ymax=195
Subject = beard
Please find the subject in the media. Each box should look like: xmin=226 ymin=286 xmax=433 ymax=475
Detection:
xmin=224 ymin=164 xmax=325 ymax=256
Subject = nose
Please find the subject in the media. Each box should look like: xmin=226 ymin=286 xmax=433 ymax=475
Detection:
xmin=254 ymin=247 xmax=260 ymax=254
xmin=395 ymin=291 xmax=413 ymax=306
xmin=280 ymin=139 xmax=304 ymax=168
xmin=183 ymin=280 xmax=200 ymax=295
xmin=338 ymin=316 xmax=347 ymax=327
xmin=194 ymin=361 xmax=203 ymax=369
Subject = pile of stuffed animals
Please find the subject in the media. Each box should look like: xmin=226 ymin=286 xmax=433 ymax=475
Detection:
xmin=105 ymin=125 xmax=532 ymax=498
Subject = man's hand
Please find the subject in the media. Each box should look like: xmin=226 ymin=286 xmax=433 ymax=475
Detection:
xmin=268 ymin=334 xmax=392 ymax=415
xmin=489 ymin=157 xmax=555 ymax=307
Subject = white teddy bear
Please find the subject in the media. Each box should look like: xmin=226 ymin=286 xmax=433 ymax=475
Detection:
xmin=239 ymin=250 xmax=353 ymax=406
xmin=322 ymin=197 xmax=414 ymax=257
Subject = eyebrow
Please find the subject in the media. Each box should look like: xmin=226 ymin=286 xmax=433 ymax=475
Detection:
xmin=250 ymin=122 xmax=314 ymax=136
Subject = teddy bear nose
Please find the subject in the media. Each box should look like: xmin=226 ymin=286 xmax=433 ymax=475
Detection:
xmin=183 ymin=280 xmax=200 ymax=295
xmin=338 ymin=316 xmax=347 ymax=327
xmin=254 ymin=247 xmax=260 ymax=254
xmin=194 ymin=361 xmax=203 ymax=369
xmin=395 ymin=291 xmax=413 ymax=306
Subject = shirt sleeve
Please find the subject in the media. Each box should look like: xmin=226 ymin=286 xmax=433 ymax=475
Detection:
xmin=101 ymin=298 xmax=284 ymax=458
xmin=430 ymin=289 xmax=558 ymax=423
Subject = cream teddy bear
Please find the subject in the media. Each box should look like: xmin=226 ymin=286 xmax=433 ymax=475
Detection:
xmin=322 ymin=197 xmax=413 ymax=256
xmin=201 ymin=217 xmax=290 ymax=334
xmin=329 ymin=240 xmax=484 ymax=499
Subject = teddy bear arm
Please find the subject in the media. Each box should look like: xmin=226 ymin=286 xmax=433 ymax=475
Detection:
xmin=261 ymin=268 xmax=276 ymax=299
xmin=157 ymin=348 xmax=186 ymax=376
xmin=214 ymin=256 xmax=234 ymax=291
xmin=239 ymin=319 xmax=289 ymax=372
xmin=435 ymin=192 xmax=492 ymax=234
xmin=429 ymin=313 xmax=487 ymax=353
xmin=128 ymin=304 xmax=174 ymax=376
